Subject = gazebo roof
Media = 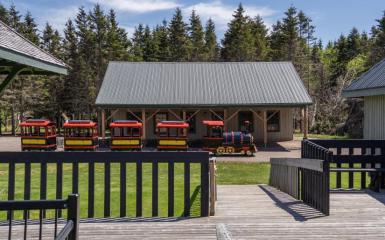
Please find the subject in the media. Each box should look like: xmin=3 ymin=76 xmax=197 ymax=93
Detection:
xmin=0 ymin=20 xmax=68 ymax=93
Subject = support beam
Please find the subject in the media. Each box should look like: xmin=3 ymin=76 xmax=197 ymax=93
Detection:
xmin=223 ymin=109 xmax=228 ymax=131
xmin=0 ymin=66 xmax=24 ymax=95
xmin=106 ymin=109 xmax=119 ymax=121
xmin=146 ymin=109 xmax=160 ymax=122
xmin=142 ymin=109 xmax=146 ymax=140
xmin=101 ymin=109 xmax=106 ymax=139
xmin=186 ymin=109 xmax=200 ymax=121
xmin=209 ymin=109 xmax=224 ymax=121
xmin=249 ymin=108 xmax=263 ymax=121
xmin=168 ymin=109 xmax=182 ymax=121
xmin=263 ymin=110 xmax=267 ymax=147
xmin=127 ymin=109 xmax=142 ymax=122
xmin=182 ymin=110 xmax=186 ymax=135
xmin=303 ymin=106 xmax=308 ymax=139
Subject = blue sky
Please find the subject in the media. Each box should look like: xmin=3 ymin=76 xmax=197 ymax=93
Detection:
xmin=1 ymin=0 xmax=384 ymax=43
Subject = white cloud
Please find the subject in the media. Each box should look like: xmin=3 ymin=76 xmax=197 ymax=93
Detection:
xmin=38 ymin=6 xmax=79 ymax=32
xmin=182 ymin=1 xmax=276 ymax=30
xmin=90 ymin=0 xmax=179 ymax=13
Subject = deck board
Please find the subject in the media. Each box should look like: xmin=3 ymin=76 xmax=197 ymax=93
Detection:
xmin=2 ymin=185 xmax=385 ymax=239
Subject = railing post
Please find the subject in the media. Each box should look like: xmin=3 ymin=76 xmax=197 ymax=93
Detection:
xmin=209 ymin=157 xmax=216 ymax=216
xmin=67 ymin=194 xmax=80 ymax=240
xmin=201 ymin=155 xmax=210 ymax=217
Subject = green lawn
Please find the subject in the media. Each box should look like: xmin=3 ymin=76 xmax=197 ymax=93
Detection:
xmin=294 ymin=132 xmax=349 ymax=140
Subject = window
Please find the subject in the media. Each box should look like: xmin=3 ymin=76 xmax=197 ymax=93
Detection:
xmin=186 ymin=112 xmax=196 ymax=134
xmin=154 ymin=113 xmax=168 ymax=134
xmin=267 ymin=111 xmax=280 ymax=132
xmin=238 ymin=111 xmax=253 ymax=133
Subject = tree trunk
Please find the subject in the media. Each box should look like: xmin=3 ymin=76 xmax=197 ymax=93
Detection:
xmin=11 ymin=104 xmax=15 ymax=136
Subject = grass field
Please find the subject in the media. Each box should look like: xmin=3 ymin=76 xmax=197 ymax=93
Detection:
xmin=0 ymin=161 xmax=370 ymax=220
xmin=294 ymin=132 xmax=349 ymax=140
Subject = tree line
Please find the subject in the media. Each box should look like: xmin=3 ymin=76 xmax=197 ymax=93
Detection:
xmin=0 ymin=3 xmax=385 ymax=137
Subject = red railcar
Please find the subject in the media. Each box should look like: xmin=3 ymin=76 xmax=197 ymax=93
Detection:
xmin=202 ymin=120 xmax=256 ymax=156
xmin=110 ymin=120 xmax=143 ymax=150
xmin=156 ymin=121 xmax=189 ymax=150
xmin=63 ymin=120 xmax=98 ymax=151
xmin=20 ymin=119 xmax=57 ymax=151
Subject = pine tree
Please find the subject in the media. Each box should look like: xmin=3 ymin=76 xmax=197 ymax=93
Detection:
xmin=142 ymin=25 xmax=158 ymax=61
xmin=221 ymin=4 xmax=255 ymax=61
xmin=369 ymin=11 xmax=385 ymax=65
xmin=21 ymin=12 xmax=40 ymax=44
xmin=106 ymin=9 xmax=131 ymax=61
xmin=188 ymin=10 xmax=205 ymax=61
xmin=0 ymin=4 xmax=9 ymax=24
xmin=153 ymin=20 xmax=170 ymax=61
xmin=168 ymin=8 xmax=190 ymax=61
xmin=250 ymin=15 xmax=269 ymax=60
xmin=90 ymin=4 xmax=109 ymax=92
xmin=8 ymin=5 xmax=23 ymax=31
xmin=204 ymin=18 xmax=219 ymax=61
xmin=131 ymin=24 xmax=145 ymax=61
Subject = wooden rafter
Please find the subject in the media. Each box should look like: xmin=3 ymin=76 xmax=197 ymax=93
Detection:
xmin=226 ymin=109 xmax=240 ymax=122
xmin=106 ymin=109 xmax=119 ymax=121
xmin=168 ymin=109 xmax=182 ymax=121
xmin=209 ymin=109 xmax=224 ymax=121
xmin=248 ymin=108 xmax=263 ymax=121
xmin=187 ymin=109 xmax=200 ymax=121
xmin=146 ymin=109 xmax=160 ymax=122
xmin=127 ymin=109 xmax=142 ymax=122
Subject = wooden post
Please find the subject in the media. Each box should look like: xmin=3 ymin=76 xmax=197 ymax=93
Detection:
xmin=209 ymin=158 xmax=216 ymax=216
xmin=142 ymin=109 xmax=146 ymax=140
xmin=101 ymin=109 xmax=106 ymax=139
xmin=67 ymin=194 xmax=80 ymax=240
xmin=263 ymin=110 xmax=267 ymax=147
xmin=182 ymin=110 xmax=186 ymax=135
xmin=303 ymin=106 xmax=308 ymax=139
xmin=223 ymin=109 xmax=228 ymax=131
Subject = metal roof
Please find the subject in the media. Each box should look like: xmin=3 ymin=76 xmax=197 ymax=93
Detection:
xmin=0 ymin=20 xmax=68 ymax=75
xmin=342 ymin=58 xmax=385 ymax=98
xmin=96 ymin=62 xmax=312 ymax=108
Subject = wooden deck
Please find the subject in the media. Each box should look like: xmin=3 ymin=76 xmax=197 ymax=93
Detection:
xmin=3 ymin=185 xmax=385 ymax=239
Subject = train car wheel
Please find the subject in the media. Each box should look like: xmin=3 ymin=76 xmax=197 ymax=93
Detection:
xmin=226 ymin=147 xmax=235 ymax=154
xmin=216 ymin=147 xmax=225 ymax=155
xmin=246 ymin=150 xmax=253 ymax=156
xmin=240 ymin=150 xmax=245 ymax=155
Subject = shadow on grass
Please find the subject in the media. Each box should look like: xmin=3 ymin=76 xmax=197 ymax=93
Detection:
xmin=259 ymin=185 xmax=325 ymax=222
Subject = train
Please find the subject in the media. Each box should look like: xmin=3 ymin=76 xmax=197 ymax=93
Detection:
xmin=20 ymin=119 xmax=257 ymax=155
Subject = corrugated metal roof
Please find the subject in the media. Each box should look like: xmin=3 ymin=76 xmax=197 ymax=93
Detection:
xmin=96 ymin=62 xmax=312 ymax=107
xmin=96 ymin=62 xmax=312 ymax=108
xmin=343 ymin=58 xmax=385 ymax=97
xmin=0 ymin=20 xmax=67 ymax=71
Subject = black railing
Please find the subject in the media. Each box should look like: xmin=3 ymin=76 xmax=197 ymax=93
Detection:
xmin=270 ymin=157 xmax=330 ymax=215
xmin=0 ymin=194 xmax=79 ymax=240
xmin=303 ymin=139 xmax=385 ymax=190
xmin=0 ymin=151 xmax=210 ymax=218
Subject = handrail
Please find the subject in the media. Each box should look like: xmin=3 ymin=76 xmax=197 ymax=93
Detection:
xmin=270 ymin=157 xmax=330 ymax=215
xmin=0 ymin=194 xmax=79 ymax=240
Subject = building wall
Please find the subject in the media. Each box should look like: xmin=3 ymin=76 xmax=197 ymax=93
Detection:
xmin=112 ymin=107 xmax=294 ymax=142
xmin=364 ymin=95 xmax=385 ymax=139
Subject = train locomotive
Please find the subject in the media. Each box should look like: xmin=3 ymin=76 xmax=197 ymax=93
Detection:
xmin=20 ymin=119 xmax=57 ymax=151
xmin=202 ymin=120 xmax=256 ymax=156
xmin=110 ymin=120 xmax=143 ymax=150
xmin=63 ymin=120 xmax=98 ymax=151
xmin=156 ymin=121 xmax=189 ymax=151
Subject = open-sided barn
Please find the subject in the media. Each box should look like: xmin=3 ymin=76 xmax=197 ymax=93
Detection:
xmin=96 ymin=62 xmax=312 ymax=145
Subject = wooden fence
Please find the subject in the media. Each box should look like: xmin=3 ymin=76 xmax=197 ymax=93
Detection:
xmin=303 ymin=139 xmax=385 ymax=189
xmin=0 ymin=151 xmax=211 ymax=218
xmin=270 ymin=157 xmax=330 ymax=215
xmin=0 ymin=194 xmax=79 ymax=240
